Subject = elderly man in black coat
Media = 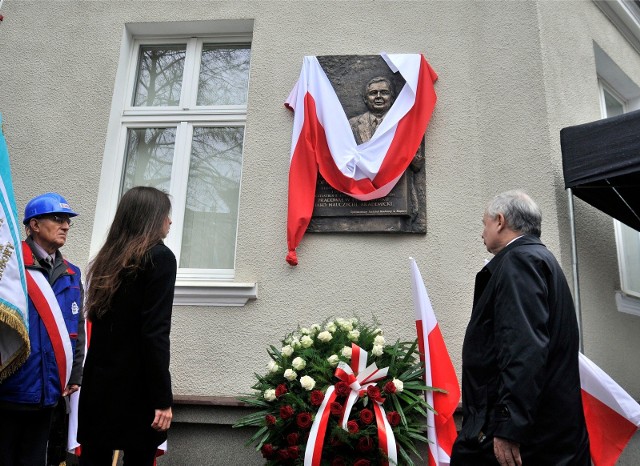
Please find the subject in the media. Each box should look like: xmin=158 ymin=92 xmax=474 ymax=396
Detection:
xmin=451 ymin=190 xmax=590 ymax=466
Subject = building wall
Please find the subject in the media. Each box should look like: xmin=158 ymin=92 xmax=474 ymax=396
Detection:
xmin=1 ymin=0 xmax=639 ymax=462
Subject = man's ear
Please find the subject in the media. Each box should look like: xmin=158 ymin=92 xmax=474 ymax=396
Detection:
xmin=29 ymin=218 xmax=39 ymax=233
xmin=495 ymin=213 xmax=506 ymax=232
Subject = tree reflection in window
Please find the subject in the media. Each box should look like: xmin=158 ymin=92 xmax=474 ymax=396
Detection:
xmin=180 ymin=127 xmax=244 ymax=269
xmin=133 ymin=45 xmax=186 ymax=107
xmin=197 ymin=45 xmax=251 ymax=106
xmin=121 ymin=128 xmax=175 ymax=193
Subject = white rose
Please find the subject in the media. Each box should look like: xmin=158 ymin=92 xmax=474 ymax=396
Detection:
xmin=339 ymin=320 xmax=353 ymax=331
xmin=327 ymin=354 xmax=340 ymax=367
xmin=341 ymin=346 xmax=352 ymax=359
xmin=292 ymin=357 xmax=307 ymax=371
xmin=317 ymin=331 xmax=333 ymax=342
xmin=291 ymin=338 xmax=301 ymax=349
xmin=281 ymin=345 xmax=294 ymax=357
xmin=392 ymin=378 xmax=404 ymax=393
xmin=264 ymin=389 xmax=276 ymax=401
xmin=325 ymin=322 xmax=337 ymax=333
xmin=284 ymin=369 xmax=298 ymax=381
xmin=348 ymin=329 xmax=360 ymax=341
xmin=372 ymin=328 xmax=382 ymax=336
xmin=300 ymin=335 xmax=314 ymax=348
xmin=374 ymin=335 xmax=385 ymax=346
xmin=310 ymin=323 xmax=321 ymax=334
xmin=267 ymin=360 xmax=280 ymax=373
xmin=300 ymin=327 xmax=311 ymax=335
xmin=350 ymin=317 xmax=358 ymax=325
xmin=371 ymin=344 xmax=384 ymax=356
xmin=300 ymin=375 xmax=316 ymax=391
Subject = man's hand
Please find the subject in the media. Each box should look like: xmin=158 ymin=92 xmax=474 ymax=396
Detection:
xmin=151 ymin=407 xmax=173 ymax=432
xmin=494 ymin=436 xmax=522 ymax=466
xmin=62 ymin=384 xmax=79 ymax=396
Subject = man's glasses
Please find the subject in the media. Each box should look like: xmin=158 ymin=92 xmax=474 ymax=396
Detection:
xmin=37 ymin=215 xmax=73 ymax=227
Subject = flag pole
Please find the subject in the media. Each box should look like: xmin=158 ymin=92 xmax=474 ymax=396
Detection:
xmin=567 ymin=188 xmax=584 ymax=353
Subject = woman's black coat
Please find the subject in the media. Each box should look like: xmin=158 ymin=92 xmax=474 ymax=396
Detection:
xmin=78 ymin=243 xmax=176 ymax=449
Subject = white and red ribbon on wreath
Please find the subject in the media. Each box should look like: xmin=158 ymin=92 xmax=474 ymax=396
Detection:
xmin=304 ymin=343 xmax=398 ymax=466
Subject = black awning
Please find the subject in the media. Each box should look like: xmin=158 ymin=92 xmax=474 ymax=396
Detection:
xmin=561 ymin=109 xmax=640 ymax=232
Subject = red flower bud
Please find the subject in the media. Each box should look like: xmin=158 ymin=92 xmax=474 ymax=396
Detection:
xmin=354 ymin=459 xmax=371 ymax=466
xmin=286 ymin=432 xmax=299 ymax=446
xmin=280 ymin=405 xmax=295 ymax=420
xmin=335 ymin=381 xmax=351 ymax=397
xmin=383 ymin=380 xmax=397 ymax=394
xmin=386 ymin=410 xmax=401 ymax=427
xmin=275 ymin=383 xmax=288 ymax=398
xmin=296 ymin=411 xmax=313 ymax=429
xmin=260 ymin=444 xmax=275 ymax=459
xmin=359 ymin=408 xmax=374 ymax=425
xmin=367 ymin=385 xmax=384 ymax=403
xmin=357 ymin=436 xmax=375 ymax=452
xmin=347 ymin=420 xmax=359 ymax=434
xmin=287 ymin=446 xmax=300 ymax=459
xmin=331 ymin=458 xmax=346 ymax=466
xmin=310 ymin=389 xmax=325 ymax=406
xmin=265 ymin=414 xmax=277 ymax=426
xmin=330 ymin=401 xmax=344 ymax=417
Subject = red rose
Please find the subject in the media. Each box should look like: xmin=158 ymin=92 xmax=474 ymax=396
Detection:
xmin=386 ymin=410 xmax=401 ymax=427
xmin=335 ymin=381 xmax=351 ymax=397
xmin=383 ymin=381 xmax=397 ymax=394
xmin=287 ymin=446 xmax=300 ymax=459
xmin=260 ymin=444 xmax=275 ymax=459
xmin=296 ymin=411 xmax=313 ymax=429
xmin=265 ymin=414 xmax=277 ymax=426
xmin=330 ymin=401 xmax=343 ymax=417
xmin=357 ymin=436 xmax=375 ymax=452
xmin=277 ymin=449 xmax=290 ymax=460
xmin=347 ymin=420 xmax=359 ymax=434
xmin=354 ymin=460 xmax=371 ymax=466
xmin=275 ymin=383 xmax=288 ymax=398
xmin=367 ymin=385 xmax=384 ymax=403
xmin=359 ymin=408 xmax=374 ymax=425
xmin=331 ymin=457 xmax=346 ymax=466
xmin=310 ymin=390 xmax=325 ymax=406
xmin=286 ymin=432 xmax=299 ymax=446
xmin=280 ymin=405 xmax=295 ymax=420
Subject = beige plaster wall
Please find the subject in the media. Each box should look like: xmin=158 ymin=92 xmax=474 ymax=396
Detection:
xmin=1 ymin=1 xmax=637 ymax=404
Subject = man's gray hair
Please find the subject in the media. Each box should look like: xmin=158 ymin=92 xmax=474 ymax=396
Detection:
xmin=486 ymin=190 xmax=542 ymax=237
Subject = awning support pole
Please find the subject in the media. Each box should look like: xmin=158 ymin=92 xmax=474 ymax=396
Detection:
xmin=567 ymin=188 xmax=584 ymax=353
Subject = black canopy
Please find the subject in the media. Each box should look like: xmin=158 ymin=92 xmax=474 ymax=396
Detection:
xmin=561 ymin=109 xmax=640 ymax=232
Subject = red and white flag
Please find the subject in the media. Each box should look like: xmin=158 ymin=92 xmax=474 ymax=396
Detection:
xmin=579 ymin=352 xmax=640 ymax=466
xmin=284 ymin=54 xmax=438 ymax=265
xmin=409 ymin=258 xmax=460 ymax=466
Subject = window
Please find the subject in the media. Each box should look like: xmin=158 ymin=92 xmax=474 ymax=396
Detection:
xmin=92 ymin=21 xmax=257 ymax=306
xmin=595 ymin=43 xmax=640 ymax=314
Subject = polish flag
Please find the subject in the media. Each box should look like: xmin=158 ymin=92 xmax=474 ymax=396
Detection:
xmin=409 ymin=258 xmax=460 ymax=466
xmin=579 ymin=352 xmax=640 ymax=466
xmin=284 ymin=54 xmax=438 ymax=265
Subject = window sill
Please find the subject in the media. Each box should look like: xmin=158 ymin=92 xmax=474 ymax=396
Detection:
xmin=615 ymin=290 xmax=640 ymax=317
xmin=174 ymin=280 xmax=257 ymax=307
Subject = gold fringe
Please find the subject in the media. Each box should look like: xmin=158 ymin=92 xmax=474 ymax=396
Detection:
xmin=0 ymin=302 xmax=31 ymax=383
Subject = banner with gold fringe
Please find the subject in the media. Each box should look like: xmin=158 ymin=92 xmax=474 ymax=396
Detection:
xmin=0 ymin=112 xmax=29 ymax=382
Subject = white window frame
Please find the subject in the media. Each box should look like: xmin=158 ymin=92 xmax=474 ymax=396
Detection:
xmin=91 ymin=20 xmax=257 ymax=306
xmin=595 ymin=43 xmax=640 ymax=315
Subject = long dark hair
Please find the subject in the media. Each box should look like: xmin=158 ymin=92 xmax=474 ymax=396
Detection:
xmin=85 ymin=186 xmax=172 ymax=320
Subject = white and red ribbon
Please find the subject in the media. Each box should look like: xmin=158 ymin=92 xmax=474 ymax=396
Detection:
xmin=304 ymin=343 xmax=398 ymax=466
xmin=26 ymin=268 xmax=72 ymax=390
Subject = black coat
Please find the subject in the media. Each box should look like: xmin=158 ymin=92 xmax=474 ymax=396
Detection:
xmin=78 ymin=243 xmax=176 ymax=449
xmin=451 ymin=235 xmax=590 ymax=465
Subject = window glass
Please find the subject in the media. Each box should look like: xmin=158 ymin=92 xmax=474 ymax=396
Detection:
xmin=133 ymin=45 xmax=186 ymax=107
xmin=121 ymin=127 xmax=176 ymax=193
xmin=603 ymin=88 xmax=624 ymax=117
xmin=197 ymin=46 xmax=251 ymax=106
xmin=180 ymin=126 xmax=244 ymax=269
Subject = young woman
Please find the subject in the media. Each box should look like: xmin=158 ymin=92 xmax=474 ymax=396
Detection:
xmin=78 ymin=186 xmax=176 ymax=466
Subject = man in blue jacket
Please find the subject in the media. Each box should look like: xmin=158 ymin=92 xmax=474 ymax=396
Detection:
xmin=451 ymin=190 xmax=590 ymax=466
xmin=0 ymin=192 xmax=85 ymax=466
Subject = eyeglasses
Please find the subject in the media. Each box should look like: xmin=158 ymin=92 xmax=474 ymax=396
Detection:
xmin=37 ymin=215 xmax=73 ymax=227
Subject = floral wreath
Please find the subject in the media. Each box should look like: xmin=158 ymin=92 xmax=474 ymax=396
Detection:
xmin=235 ymin=317 xmax=436 ymax=465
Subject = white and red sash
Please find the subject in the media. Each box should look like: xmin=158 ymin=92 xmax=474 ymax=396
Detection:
xmin=285 ymin=53 xmax=438 ymax=265
xmin=25 ymin=268 xmax=72 ymax=391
